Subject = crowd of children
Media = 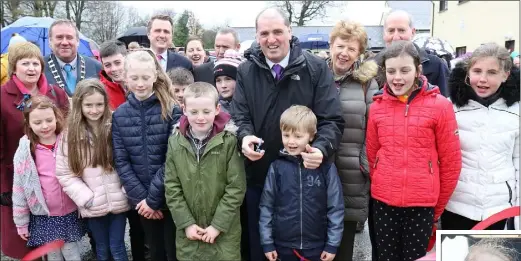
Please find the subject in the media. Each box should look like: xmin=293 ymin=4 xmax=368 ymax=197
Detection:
xmin=2 ymin=36 xmax=518 ymax=261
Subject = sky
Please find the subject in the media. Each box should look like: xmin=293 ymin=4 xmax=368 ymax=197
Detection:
xmin=120 ymin=1 xmax=387 ymax=28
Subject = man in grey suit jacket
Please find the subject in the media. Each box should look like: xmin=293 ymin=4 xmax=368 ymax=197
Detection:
xmin=43 ymin=19 xmax=101 ymax=97
xmin=193 ymin=28 xmax=241 ymax=86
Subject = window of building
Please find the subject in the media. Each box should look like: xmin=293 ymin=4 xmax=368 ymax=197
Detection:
xmin=505 ymin=40 xmax=515 ymax=52
xmin=456 ymin=46 xmax=467 ymax=57
xmin=439 ymin=1 xmax=448 ymax=12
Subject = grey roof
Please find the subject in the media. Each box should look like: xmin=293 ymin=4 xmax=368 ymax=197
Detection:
xmin=233 ymin=25 xmax=385 ymax=49
xmin=386 ymin=1 xmax=432 ymax=30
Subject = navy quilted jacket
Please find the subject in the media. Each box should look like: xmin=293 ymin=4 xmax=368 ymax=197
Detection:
xmin=259 ymin=151 xmax=344 ymax=254
xmin=112 ymin=93 xmax=181 ymax=210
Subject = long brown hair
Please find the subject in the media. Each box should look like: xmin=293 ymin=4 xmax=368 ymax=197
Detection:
xmin=22 ymin=95 xmax=65 ymax=154
xmin=64 ymin=79 xmax=114 ymax=176
xmin=125 ymin=50 xmax=176 ymax=120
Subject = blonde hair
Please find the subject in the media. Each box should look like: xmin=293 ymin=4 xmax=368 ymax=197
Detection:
xmin=465 ymin=239 xmax=517 ymax=261
xmin=279 ymin=105 xmax=317 ymax=136
xmin=466 ymin=43 xmax=513 ymax=73
xmin=8 ymin=42 xmax=45 ymax=77
xmin=183 ymin=82 xmax=219 ymax=106
xmin=65 ymin=79 xmax=114 ymax=176
xmin=329 ymin=20 xmax=369 ymax=54
xmin=128 ymin=42 xmax=140 ymax=49
xmin=124 ymin=50 xmax=176 ymax=120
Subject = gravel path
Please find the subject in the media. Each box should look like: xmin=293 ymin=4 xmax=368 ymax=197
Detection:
xmin=2 ymin=221 xmax=377 ymax=260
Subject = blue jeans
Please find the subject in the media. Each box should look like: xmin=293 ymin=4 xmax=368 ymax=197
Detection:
xmin=87 ymin=213 xmax=129 ymax=261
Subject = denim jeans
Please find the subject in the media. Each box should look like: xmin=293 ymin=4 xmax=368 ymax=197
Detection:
xmin=87 ymin=213 xmax=129 ymax=261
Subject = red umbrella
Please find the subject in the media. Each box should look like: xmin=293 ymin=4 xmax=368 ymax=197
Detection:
xmin=22 ymin=239 xmax=65 ymax=261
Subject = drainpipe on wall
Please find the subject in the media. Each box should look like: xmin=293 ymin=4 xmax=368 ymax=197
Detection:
xmin=431 ymin=1 xmax=435 ymax=36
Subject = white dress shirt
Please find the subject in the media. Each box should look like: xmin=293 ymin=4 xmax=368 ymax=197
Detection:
xmin=156 ymin=50 xmax=168 ymax=72
xmin=265 ymin=51 xmax=290 ymax=78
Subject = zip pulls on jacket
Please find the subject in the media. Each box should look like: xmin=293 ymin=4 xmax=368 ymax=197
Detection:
xmin=279 ymin=149 xmax=305 ymax=249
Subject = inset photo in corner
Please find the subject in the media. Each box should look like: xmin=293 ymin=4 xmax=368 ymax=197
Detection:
xmin=436 ymin=231 xmax=521 ymax=261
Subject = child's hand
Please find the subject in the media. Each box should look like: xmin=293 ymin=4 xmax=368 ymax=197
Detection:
xmin=136 ymin=199 xmax=155 ymax=219
xmin=201 ymin=225 xmax=220 ymax=244
xmin=320 ymin=251 xmax=335 ymax=261
xmin=185 ymin=224 xmax=205 ymax=241
xmin=265 ymin=251 xmax=278 ymax=261
xmin=151 ymin=210 xmax=164 ymax=220
xmin=19 ymin=233 xmax=29 ymax=241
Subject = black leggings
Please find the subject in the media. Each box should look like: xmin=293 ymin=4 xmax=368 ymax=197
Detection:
xmin=441 ymin=210 xmax=507 ymax=230
xmin=372 ymin=199 xmax=434 ymax=261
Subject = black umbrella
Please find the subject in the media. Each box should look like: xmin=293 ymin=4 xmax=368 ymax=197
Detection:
xmin=117 ymin=26 xmax=150 ymax=48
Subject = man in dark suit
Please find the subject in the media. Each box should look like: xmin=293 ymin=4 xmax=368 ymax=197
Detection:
xmin=374 ymin=10 xmax=450 ymax=96
xmin=147 ymin=15 xmax=192 ymax=73
xmin=43 ymin=19 xmax=102 ymax=97
xmin=193 ymin=28 xmax=241 ymax=85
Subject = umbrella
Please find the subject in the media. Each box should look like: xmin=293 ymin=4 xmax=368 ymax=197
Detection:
xmin=298 ymin=34 xmax=329 ymax=50
xmin=1 ymin=16 xmax=94 ymax=56
xmin=117 ymin=26 xmax=150 ymax=48
xmin=413 ymin=34 xmax=455 ymax=57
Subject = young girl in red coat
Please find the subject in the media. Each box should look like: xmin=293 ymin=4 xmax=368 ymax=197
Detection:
xmin=366 ymin=40 xmax=462 ymax=261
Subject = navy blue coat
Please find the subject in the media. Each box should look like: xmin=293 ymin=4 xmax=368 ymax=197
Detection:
xmin=112 ymin=93 xmax=181 ymax=210
xmin=259 ymin=151 xmax=344 ymax=254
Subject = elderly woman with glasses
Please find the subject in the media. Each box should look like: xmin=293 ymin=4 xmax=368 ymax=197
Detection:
xmin=0 ymin=42 xmax=69 ymax=259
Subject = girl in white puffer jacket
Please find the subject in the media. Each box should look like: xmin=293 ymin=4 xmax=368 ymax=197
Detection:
xmin=56 ymin=79 xmax=130 ymax=261
xmin=443 ymin=43 xmax=520 ymax=230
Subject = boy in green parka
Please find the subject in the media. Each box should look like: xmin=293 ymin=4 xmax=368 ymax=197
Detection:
xmin=164 ymin=82 xmax=246 ymax=261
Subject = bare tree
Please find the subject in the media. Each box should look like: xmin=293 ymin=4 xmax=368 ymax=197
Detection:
xmin=42 ymin=0 xmax=59 ymax=17
xmin=82 ymin=1 xmax=128 ymax=44
xmin=152 ymin=8 xmax=177 ymax=19
xmin=1 ymin=0 xmax=23 ymax=27
xmin=270 ymin=0 xmax=336 ymax=26
xmin=186 ymin=11 xmax=203 ymax=37
xmin=65 ymin=0 xmax=88 ymax=30
xmin=125 ymin=7 xmax=150 ymax=29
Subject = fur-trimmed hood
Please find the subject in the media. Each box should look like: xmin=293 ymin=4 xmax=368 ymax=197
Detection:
xmin=449 ymin=60 xmax=520 ymax=107
xmin=327 ymin=58 xmax=378 ymax=84
xmin=172 ymin=112 xmax=238 ymax=137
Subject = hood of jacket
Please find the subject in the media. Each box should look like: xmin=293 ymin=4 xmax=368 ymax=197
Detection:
xmin=173 ymin=111 xmax=238 ymax=137
xmin=327 ymin=58 xmax=379 ymax=84
xmin=373 ymin=74 xmax=439 ymax=100
xmin=244 ymin=36 xmax=304 ymax=69
xmin=449 ymin=60 xmax=520 ymax=108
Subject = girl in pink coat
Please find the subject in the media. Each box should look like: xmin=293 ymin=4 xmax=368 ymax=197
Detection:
xmin=12 ymin=95 xmax=85 ymax=260
xmin=56 ymin=79 xmax=130 ymax=261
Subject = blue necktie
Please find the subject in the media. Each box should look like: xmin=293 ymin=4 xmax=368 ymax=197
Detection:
xmin=63 ymin=64 xmax=76 ymax=94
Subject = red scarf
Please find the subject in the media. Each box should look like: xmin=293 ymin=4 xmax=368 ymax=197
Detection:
xmin=12 ymin=74 xmax=48 ymax=95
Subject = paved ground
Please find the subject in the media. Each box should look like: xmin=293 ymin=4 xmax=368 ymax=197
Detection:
xmin=2 ymin=222 xmax=373 ymax=261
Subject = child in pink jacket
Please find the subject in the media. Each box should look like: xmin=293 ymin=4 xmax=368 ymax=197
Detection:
xmin=56 ymin=79 xmax=130 ymax=261
xmin=12 ymin=95 xmax=85 ymax=261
